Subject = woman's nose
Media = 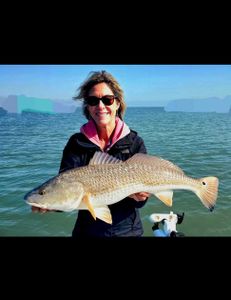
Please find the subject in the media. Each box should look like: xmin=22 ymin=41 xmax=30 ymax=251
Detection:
xmin=98 ymin=99 xmax=105 ymax=108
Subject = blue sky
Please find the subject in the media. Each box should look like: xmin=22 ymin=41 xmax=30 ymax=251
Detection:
xmin=0 ymin=65 xmax=231 ymax=106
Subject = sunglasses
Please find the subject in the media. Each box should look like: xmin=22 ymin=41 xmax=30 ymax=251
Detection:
xmin=84 ymin=95 xmax=116 ymax=106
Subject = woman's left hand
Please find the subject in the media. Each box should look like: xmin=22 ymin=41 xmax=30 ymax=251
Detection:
xmin=129 ymin=192 xmax=150 ymax=202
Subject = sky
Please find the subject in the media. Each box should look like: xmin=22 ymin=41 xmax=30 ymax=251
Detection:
xmin=0 ymin=64 xmax=231 ymax=106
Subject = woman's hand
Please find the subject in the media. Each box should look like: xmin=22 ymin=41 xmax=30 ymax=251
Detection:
xmin=31 ymin=206 xmax=52 ymax=213
xmin=129 ymin=192 xmax=150 ymax=202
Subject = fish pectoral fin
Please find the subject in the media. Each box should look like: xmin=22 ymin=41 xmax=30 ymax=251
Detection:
xmin=82 ymin=193 xmax=112 ymax=224
xmin=82 ymin=192 xmax=96 ymax=220
xmin=94 ymin=206 xmax=112 ymax=224
xmin=154 ymin=191 xmax=173 ymax=207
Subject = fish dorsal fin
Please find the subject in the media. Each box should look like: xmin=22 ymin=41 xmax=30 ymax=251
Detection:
xmin=154 ymin=191 xmax=173 ymax=207
xmin=126 ymin=154 xmax=185 ymax=174
xmin=89 ymin=151 xmax=122 ymax=165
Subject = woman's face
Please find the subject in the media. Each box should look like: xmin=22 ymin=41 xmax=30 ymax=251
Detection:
xmin=87 ymin=82 xmax=120 ymax=128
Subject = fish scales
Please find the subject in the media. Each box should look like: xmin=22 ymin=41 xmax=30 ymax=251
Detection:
xmin=77 ymin=163 xmax=186 ymax=192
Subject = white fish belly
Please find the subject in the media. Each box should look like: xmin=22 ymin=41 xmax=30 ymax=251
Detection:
xmin=91 ymin=182 xmax=198 ymax=207
xmin=91 ymin=183 xmax=150 ymax=206
xmin=77 ymin=181 xmax=199 ymax=211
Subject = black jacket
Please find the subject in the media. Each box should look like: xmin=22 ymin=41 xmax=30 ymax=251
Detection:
xmin=59 ymin=130 xmax=148 ymax=237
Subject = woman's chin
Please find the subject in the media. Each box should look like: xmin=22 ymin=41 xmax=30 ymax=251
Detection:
xmin=95 ymin=117 xmax=111 ymax=126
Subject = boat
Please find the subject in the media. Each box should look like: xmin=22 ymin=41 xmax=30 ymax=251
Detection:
xmin=149 ymin=211 xmax=185 ymax=237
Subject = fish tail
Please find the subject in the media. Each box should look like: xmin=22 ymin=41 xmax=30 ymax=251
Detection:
xmin=196 ymin=176 xmax=219 ymax=211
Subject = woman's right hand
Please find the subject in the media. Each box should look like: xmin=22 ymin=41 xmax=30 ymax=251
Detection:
xmin=31 ymin=206 xmax=61 ymax=213
xmin=31 ymin=206 xmax=51 ymax=213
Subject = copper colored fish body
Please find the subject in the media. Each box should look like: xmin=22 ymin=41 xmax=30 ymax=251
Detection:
xmin=24 ymin=152 xmax=219 ymax=224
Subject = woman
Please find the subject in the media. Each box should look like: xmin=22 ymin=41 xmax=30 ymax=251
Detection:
xmin=34 ymin=70 xmax=150 ymax=237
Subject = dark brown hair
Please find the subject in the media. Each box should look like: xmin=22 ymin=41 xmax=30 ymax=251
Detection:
xmin=73 ymin=70 xmax=126 ymax=120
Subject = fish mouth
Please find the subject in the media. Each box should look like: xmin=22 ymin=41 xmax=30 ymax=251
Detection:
xmin=24 ymin=177 xmax=55 ymax=202
xmin=24 ymin=187 xmax=43 ymax=203
xmin=24 ymin=190 xmax=33 ymax=201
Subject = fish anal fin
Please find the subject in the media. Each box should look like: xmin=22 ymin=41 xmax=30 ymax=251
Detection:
xmin=154 ymin=191 xmax=173 ymax=207
xmin=94 ymin=206 xmax=112 ymax=224
xmin=82 ymin=192 xmax=96 ymax=220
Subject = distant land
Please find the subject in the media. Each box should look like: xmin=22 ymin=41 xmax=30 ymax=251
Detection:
xmin=0 ymin=95 xmax=78 ymax=114
xmin=0 ymin=94 xmax=231 ymax=114
xmin=165 ymin=95 xmax=231 ymax=113
xmin=0 ymin=107 xmax=7 ymax=115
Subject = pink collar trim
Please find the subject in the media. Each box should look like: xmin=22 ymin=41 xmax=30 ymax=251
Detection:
xmin=80 ymin=117 xmax=130 ymax=150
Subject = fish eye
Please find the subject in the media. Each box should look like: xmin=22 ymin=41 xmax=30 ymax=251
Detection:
xmin=39 ymin=190 xmax=45 ymax=195
xmin=202 ymin=181 xmax=206 ymax=186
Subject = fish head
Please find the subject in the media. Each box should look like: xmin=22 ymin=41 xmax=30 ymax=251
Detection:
xmin=24 ymin=175 xmax=84 ymax=211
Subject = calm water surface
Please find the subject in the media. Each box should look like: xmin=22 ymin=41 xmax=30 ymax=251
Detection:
xmin=0 ymin=108 xmax=230 ymax=236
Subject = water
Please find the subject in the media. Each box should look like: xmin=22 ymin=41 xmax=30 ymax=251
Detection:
xmin=0 ymin=108 xmax=230 ymax=236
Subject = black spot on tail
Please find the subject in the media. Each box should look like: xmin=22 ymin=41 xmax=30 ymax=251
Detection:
xmin=209 ymin=205 xmax=215 ymax=212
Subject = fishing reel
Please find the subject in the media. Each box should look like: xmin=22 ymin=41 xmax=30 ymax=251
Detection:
xmin=149 ymin=211 xmax=185 ymax=237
